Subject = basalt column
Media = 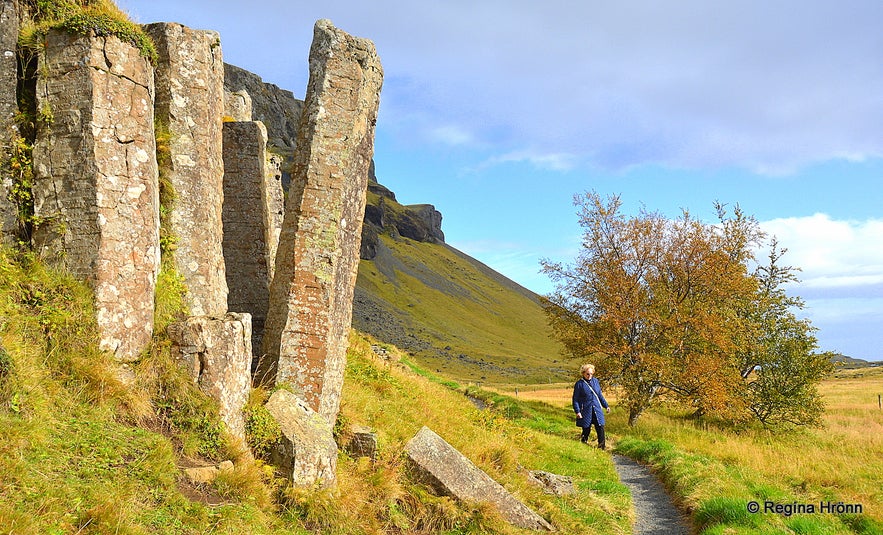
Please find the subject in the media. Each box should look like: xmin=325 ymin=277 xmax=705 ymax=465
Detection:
xmin=0 ymin=0 xmax=20 ymax=244
xmin=222 ymin=120 xmax=284 ymax=357
xmin=32 ymin=30 xmax=159 ymax=361
xmin=259 ymin=19 xmax=383 ymax=425
xmin=146 ymin=23 xmax=227 ymax=317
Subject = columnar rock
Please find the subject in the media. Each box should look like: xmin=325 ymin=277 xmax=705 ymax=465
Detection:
xmin=223 ymin=89 xmax=252 ymax=122
xmin=264 ymin=388 xmax=338 ymax=488
xmin=258 ymin=19 xmax=383 ymax=427
xmin=405 ymin=427 xmax=554 ymax=531
xmin=0 ymin=0 xmax=20 ymax=244
xmin=31 ymin=29 xmax=159 ymax=361
xmin=223 ymin=63 xmax=303 ymax=152
xmin=222 ymin=120 xmax=284 ymax=357
xmin=146 ymin=22 xmax=227 ymax=317
xmin=167 ymin=313 xmax=252 ymax=445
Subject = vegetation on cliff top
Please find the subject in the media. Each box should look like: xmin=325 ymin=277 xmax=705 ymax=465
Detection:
xmin=19 ymin=0 xmax=157 ymax=63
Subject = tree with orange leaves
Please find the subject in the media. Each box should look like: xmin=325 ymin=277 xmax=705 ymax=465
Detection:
xmin=542 ymin=191 xmax=830 ymax=427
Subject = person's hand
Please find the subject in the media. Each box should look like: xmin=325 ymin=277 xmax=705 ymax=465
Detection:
xmin=606 ymin=407 xmax=611 ymax=413
xmin=576 ymin=412 xmax=582 ymax=419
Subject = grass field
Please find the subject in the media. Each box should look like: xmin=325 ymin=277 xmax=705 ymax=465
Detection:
xmin=494 ymin=367 xmax=883 ymax=534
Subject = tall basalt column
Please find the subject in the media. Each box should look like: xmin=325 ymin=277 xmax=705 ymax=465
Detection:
xmin=0 ymin=0 xmax=20 ymax=245
xmin=32 ymin=29 xmax=159 ymax=361
xmin=259 ymin=19 xmax=383 ymax=426
xmin=146 ymin=22 xmax=227 ymax=317
xmin=222 ymin=120 xmax=284 ymax=357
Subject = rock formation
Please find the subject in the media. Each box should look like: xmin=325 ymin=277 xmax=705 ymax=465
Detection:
xmin=0 ymin=0 xmax=18 ymax=245
xmin=264 ymin=388 xmax=338 ymax=488
xmin=359 ymin=174 xmax=445 ymax=261
xmin=223 ymin=63 xmax=303 ymax=154
xmin=527 ymin=470 xmax=575 ymax=496
xmin=167 ymin=313 xmax=252 ymax=445
xmin=224 ymin=89 xmax=252 ymax=122
xmin=405 ymin=426 xmax=554 ymax=531
xmin=258 ymin=19 xmax=383 ymax=428
xmin=344 ymin=425 xmax=378 ymax=460
xmin=146 ymin=22 xmax=228 ymax=317
xmin=222 ymin=120 xmax=284 ymax=357
xmin=31 ymin=29 xmax=159 ymax=362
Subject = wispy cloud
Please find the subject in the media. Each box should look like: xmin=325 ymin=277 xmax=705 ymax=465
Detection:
xmin=478 ymin=150 xmax=579 ymax=172
xmin=428 ymin=125 xmax=476 ymax=146
xmin=453 ymin=237 xmax=581 ymax=295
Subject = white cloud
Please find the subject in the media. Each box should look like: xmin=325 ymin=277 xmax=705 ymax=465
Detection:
xmin=479 ymin=150 xmax=579 ymax=172
xmin=428 ymin=125 xmax=476 ymax=146
xmin=759 ymin=214 xmax=883 ymax=289
xmin=759 ymin=215 xmax=883 ymax=359
xmin=119 ymin=0 xmax=883 ymax=174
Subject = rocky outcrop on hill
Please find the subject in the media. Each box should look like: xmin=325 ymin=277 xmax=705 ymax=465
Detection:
xmin=222 ymin=120 xmax=284 ymax=355
xmin=360 ymin=173 xmax=445 ymax=260
xmin=3 ymin=6 xmax=386 ymax=489
xmin=147 ymin=22 xmax=228 ymax=317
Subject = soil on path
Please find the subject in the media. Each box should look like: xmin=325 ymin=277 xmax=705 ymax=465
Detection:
xmin=611 ymin=454 xmax=692 ymax=535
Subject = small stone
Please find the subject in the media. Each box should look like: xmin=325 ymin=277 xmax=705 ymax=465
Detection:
xmin=184 ymin=466 xmax=219 ymax=485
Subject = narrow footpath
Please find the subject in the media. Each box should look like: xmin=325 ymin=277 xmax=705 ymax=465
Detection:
xmin=611 ymin=454 xmax=692 ymax=535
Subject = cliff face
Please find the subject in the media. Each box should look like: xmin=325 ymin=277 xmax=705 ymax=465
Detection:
xmin=361 ymin=164 xmax=445 ymax=260
xmin=223 ymin=63 xmax=304 ymax=154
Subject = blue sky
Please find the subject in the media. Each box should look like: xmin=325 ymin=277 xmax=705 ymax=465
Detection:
xmin=117 ymin=0 xmax=883 ymax=361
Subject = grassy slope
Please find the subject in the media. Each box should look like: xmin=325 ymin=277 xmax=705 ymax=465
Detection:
xmin=0 ymin=248 xmax=631 ymax=534
xmin=354 ymin=233 xmax=569 ymax=385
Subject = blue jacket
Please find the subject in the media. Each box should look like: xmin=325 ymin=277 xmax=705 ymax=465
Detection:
xmin=572 ymin=377 xmax=609 ymax=426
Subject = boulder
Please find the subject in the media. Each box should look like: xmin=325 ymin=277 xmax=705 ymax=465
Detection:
xmin=168 ymin=313 xmax=252 ymax=445
xmin=264 ymin=389 xmax=338 ymax=488
xmin=344 ymin=425 xmax=378 ymax=460
xmin=404 ymin=426 xmax=553 ymax=531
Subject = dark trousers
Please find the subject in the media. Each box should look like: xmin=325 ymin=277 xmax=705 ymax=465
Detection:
xmin=580 ymin=413 xmax=605 ymax=449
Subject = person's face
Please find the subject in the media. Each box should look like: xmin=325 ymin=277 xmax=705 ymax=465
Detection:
xmin=583 ymin=369 xmax=593 ymax=379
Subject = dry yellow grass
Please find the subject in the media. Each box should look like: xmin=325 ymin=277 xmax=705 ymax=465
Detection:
xmin=496 ymin=367 xmax=883 ymax=524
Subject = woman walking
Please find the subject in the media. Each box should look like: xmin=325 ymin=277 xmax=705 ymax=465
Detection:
xmin=573 ymin=363 xmax=610 ymax=449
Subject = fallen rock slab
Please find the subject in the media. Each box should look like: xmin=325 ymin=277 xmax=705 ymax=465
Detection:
xmin=264 ymin=389 xmax=338 ymax=488
xmin=404 ymin=426 xmax=553 ymax=531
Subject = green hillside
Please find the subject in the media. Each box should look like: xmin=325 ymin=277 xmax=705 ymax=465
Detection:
xmin=353 ymin=232 xmax=569 ymax=386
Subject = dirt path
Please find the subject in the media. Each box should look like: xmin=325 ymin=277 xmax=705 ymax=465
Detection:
xmin=611 ymin=454 xmax=692 ymax=535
